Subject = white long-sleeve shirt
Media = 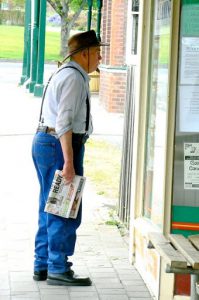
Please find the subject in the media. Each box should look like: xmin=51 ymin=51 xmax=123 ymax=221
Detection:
xmin=42 ymin=61 xmax=93 ymax=138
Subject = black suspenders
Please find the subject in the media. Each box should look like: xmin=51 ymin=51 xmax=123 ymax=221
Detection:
xmin=39 ymin=66 xmax=90 ymax=132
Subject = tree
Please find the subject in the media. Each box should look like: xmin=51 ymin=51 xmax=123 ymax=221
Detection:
xmin=47 ymin=0 xmax=89 ymax=57
xmin=13 ymin=0 xmax=25 ymax=9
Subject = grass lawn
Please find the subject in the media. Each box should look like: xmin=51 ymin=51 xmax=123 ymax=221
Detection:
xmin=0 ymin=25 xmax=61 ymax=61
xmin=85 ymin=138 xmax=122 ymax=200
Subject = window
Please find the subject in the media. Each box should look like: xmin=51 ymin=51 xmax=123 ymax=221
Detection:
xmin=126 ymin=0 xmax=140 ymax=63
xmin=143 ymin=0 xmax=171 ymax=227
xmin=131 ymin=0 xmax=139 ymax=55
xmin=172 ymin=1 xmax=199 ymax=232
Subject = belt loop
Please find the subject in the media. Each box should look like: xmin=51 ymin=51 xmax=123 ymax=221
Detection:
xmin=36 ymin=125 xmax=50 ymax=134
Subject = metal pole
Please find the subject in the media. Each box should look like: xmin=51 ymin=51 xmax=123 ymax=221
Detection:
xmin=34 ymin=0 xmax=46 ymax=97
xmin=29 ymin=0 xmax=39 ymax=93
xmin=87 ymin=0 xmax=93 ymax=30
xmin=20 ymin=0 xmax=31 ymax=85
xmin=96 ymin=0 xmax=103 ymax=40
xmin=26 ymin=21 xmax=32 ymax=87
xmin=191 ymin=275 xmax=199 ymax=300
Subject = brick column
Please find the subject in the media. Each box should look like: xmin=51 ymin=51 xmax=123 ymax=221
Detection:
xmin=110 ymin=0 xmax=127 ymax=66
xmin=99 ymin=0 xmax=128 ymax=113
xmin=101 ymin=0 xmax=111 ymax=65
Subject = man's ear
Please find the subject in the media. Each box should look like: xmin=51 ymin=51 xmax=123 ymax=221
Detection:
xmin=81 ymin=48 xmax=89 ymax=59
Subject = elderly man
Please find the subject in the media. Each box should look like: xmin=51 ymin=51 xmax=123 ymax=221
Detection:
xmin=32 ymin=30 xmax=108 ymax=286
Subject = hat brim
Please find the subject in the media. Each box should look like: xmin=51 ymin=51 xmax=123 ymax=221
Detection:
xmin=63 ymin=42 xmax=110 ymax=60
xmin=99 ymin=42 xmax=110 ymax=47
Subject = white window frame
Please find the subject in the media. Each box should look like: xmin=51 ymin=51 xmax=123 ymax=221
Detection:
xmin=126 ymin=0 xmax=140 ymax=65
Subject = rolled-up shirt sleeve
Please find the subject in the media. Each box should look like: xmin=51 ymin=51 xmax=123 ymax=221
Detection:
xmin=55 ymin=72 xmax=83 ymax=138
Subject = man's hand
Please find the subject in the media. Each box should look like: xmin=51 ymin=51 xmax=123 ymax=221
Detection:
xmin=62 ymin=160 xmax=75 ymax=184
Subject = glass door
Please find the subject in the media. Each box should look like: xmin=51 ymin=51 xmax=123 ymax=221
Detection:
xmin=143 ymin=0 xmax=172 ymax=228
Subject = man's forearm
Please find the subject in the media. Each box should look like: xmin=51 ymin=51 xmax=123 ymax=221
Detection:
xmin=59 ymin=130 xmax=73 ymax=162
xmin=59 ymin=130 xmax=75 ymax=182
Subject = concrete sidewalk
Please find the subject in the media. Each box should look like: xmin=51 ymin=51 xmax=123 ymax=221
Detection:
xmin=0 ymin=62 xmax=153 ymax=300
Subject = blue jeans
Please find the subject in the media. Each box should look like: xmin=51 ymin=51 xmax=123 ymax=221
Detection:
xmin=32 ymin=132 xmax=85 ymax=273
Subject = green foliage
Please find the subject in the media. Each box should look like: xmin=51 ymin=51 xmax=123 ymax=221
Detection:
xmin=106 ymin=209 xmax=128 ymax=236
xmin=69 ymin=0 xmax=97 ymax=10
xmin=105 ymin=220 xmax=119 ymax=226
xmin=13 ymin=0 xmax=25 ymax=9
xmin=69 ymin=0 xmax=87 ymax=10
xmin=0 ymin=10 xmax=24 ymax=25
xmin=1 ymin=0 xmax=25 ymax=10
xmin=48 ymin=0 xmax=97 ymax=17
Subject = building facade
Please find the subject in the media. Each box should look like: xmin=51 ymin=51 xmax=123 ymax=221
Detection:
xmin=101 ymin=0 xmax=199 ymax=299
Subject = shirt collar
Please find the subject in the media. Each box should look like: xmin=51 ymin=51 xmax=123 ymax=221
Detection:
xmin=66 ymin=61 xmax=90 ymax=82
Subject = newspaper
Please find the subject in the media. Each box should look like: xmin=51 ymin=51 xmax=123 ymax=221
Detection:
xmin=44 ymin=170 xmax=86 ymax=219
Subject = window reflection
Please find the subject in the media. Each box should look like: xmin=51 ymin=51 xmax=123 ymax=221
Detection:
xmin=143 ymin=0 xmax=171 ymax=227
xmin=132 ymin=0 xmax=139 ymax=12
xmin=131 ymin=0 xmax=139 ymax=55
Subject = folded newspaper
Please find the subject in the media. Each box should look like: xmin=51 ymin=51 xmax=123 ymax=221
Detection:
xmin=44 ymin=170 xmax=86 ymax=219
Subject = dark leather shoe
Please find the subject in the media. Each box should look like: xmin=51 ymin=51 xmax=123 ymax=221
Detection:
xmin=33 ymin=270 xmax=47 ymax=281
xmin=47 ymin=270 xmax=92 ymax=286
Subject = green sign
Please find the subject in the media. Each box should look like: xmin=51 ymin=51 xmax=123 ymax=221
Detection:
xmin=181 ymin=0 xmax=199 ymax=36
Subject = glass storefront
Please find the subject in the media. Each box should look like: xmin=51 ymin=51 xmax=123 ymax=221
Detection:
xmin=143 ymin=0 xmax=171 ymax=227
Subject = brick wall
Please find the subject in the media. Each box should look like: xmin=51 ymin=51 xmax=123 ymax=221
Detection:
xmin=99 ymin=0 xmax=128 ymax=113
xmin=110 ymin=0 xmax=127 ymax=66
xmin=101 ymin=0 xmax=111 ymax=65
xmin=100 ymin=70 xmax=127 ymax=113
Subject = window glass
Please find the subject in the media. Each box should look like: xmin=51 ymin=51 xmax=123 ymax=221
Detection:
xmin=143 ymin=0 xmax=171 ymax=227
xmin=126 ymin=0 xmax=140 ymax=63
xmin=172 ymin=1 xmax=199 ymax=233
xmin=131 ymin=14 xmax=139 ymax=55
xmin=131 ymin=0 xmax=139 ymax=55
xmin=132 ymin=0 xmax=139 ymax=12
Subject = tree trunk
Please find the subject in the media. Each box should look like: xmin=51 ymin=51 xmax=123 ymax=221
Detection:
xmin=60 ymin=16 xmax=71 ymax=57
xmin=60 ymin=0 xmax=86 ymax=58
